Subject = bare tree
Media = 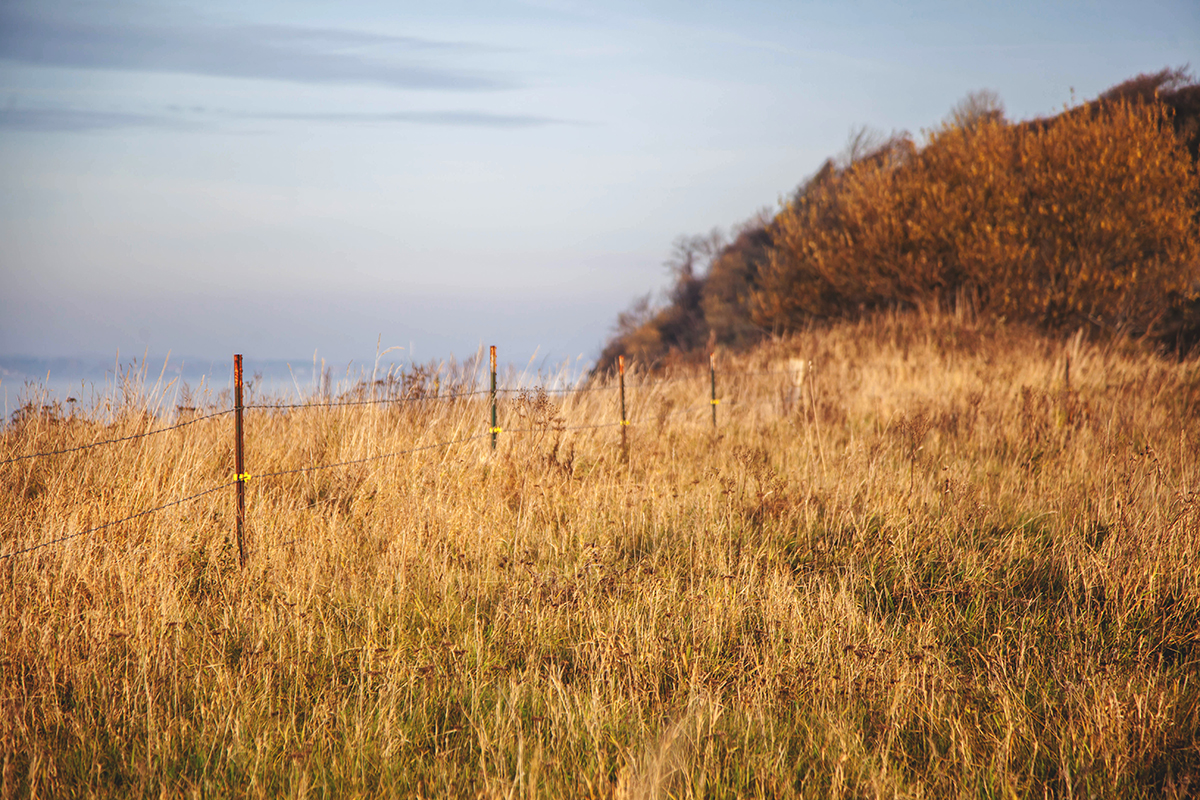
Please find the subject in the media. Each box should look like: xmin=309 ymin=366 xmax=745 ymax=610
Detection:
xmin=947 ymin=89 xmax=1006 ymax=130
xmin=837 ymin=124 xmax=887 ymax=168
xmin=666 ymin=228 xmax=726 ymax=280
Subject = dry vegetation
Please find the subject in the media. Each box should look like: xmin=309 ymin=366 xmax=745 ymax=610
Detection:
xmin=758 ymin=99 xmax=1197 ymax=331
xmin=4 ymin=312 xmax=1199 ymax=798
xmin=598 ymin=68 xmax=1200 ymax=373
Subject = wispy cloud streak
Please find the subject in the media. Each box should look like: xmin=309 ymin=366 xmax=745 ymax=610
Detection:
xmin=0 ymin=107 xmax=201 ymax=132
xmin=0 ymin=106 xmax=572 ymax=133
xmin=256 ymin=110 xmax=569 ymax=128
xmin=0 ymin=8 xmax=513 ymax=90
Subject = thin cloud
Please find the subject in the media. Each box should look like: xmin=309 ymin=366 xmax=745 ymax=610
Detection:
xmin=0 ymin=107 xmax=201 ymax=133
xmin=0 ymin=8 xmax=515 ymax=91
xmin=231 ymin=23 xmax=503 ymax=54
xmin=255 ymin=110 xmax=572 ymax=128
xmin=0 ymin=106 xmax=573 ymax=133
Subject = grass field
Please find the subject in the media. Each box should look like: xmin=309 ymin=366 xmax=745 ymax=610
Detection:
xmin=3 ymin=311 xmax=1199 ymax=798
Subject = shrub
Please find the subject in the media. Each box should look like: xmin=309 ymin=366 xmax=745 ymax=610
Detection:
xmin=599 ymin=70 xmax=1200 ymax=373
xmin=755 ymin=98 xmax=1200 ymax=334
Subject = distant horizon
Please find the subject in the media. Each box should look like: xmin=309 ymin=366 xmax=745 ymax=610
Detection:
xmin=0 ymin=344 xmax=601 ymax=413
xmin=3 ymin=0 xmax=1196 ymax=387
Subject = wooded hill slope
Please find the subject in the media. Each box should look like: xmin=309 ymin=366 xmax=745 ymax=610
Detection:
xmin=598 ymin=68 xmax=1200 ymax=373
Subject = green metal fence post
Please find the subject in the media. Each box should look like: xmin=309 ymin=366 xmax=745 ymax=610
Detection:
xmin=233 ymin=354 xmax=247 ymax=568
xmin=619 ymin=355 xmax=628 ymax=460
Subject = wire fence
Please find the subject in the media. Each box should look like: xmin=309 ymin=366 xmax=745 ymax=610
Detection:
xmin=253 ymin=432 xmax=490 ymax=481
xmin=2 ymin=349 xmax=808 ymax=561
xmin=246 ymin=387 xmax=493 ymax=410
xmin=0 ymin=408 xmax=234 ymax=466
xmin=0 ymin=482 xmax=235 ymax=559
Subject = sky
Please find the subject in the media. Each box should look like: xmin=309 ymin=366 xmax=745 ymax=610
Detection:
xmin=1 ymin=0 xmax=1197 ymax=380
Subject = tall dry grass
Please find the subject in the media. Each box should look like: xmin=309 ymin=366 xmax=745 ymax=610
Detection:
xmin=3 ymin=313 xmax=1199 ymax=798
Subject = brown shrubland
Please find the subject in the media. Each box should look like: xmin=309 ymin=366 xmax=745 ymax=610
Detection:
xmin=597 ymin=69 xmax=1200 ymax=373
xmin=757 ymin=99 xmax=1198 ymax=333
xmin=4 ymin=312 xmax=1199 ymax=797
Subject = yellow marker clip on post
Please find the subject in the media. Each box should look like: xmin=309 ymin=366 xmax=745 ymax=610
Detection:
xmin=620 ymin=420 xmax=630 ymax=426
xmin=490 ymin=427 xmax=503 ymax=434
xmin=235 ymin=472 xmax=252 ymax=482
xmin=711 ymin=399 xmax=721 ymax=405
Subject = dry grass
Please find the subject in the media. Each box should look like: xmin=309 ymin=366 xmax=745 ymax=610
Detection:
xmin=3 ymin=312 xmax=1199 ymax=798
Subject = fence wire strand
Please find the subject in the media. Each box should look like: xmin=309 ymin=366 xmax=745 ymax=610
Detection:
xmin=1 ymin=408 xmax=234 ymax=467
xmin=1 ymin=481 xmax=234 ymax=559
xmin=254 ymin=433 xmax=491 ymax=480
xmin=254 ymin=421 xmax=625 ymax=481
xmin=499 ymin=422 xmax=625 ymax=435
xmin=495 ymin=375 xmax=702 ymax=395
xmin=247 ymin=388 xmax=490 ymax=410
xmin=497 ymin=385 xmax=605 ymax=396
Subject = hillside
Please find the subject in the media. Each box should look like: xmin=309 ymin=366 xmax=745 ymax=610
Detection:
xmin=5 ymin=66 xmax=1200 ymax=800
xmin=597 ymin=68 xmax=1200 ymax=374
xmin=3 ymin=312 xmax=1199 ymax=796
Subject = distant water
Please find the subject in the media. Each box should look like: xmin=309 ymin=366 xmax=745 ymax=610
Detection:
xmin=1 ymin=353 xmax=590 ymax=421
xmin=1 ymin=355 xmax=394 ymax=417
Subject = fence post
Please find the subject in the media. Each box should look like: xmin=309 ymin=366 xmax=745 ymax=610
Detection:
xmin=234 ymin=353 xmax=247 ymax=568
xmin=619 ymin=355 xmax=628 ymax=460
xmin=490 ymin=345 xmax=498 ymax=450
xmin=709 ymin=352 xmax=718 ymax=429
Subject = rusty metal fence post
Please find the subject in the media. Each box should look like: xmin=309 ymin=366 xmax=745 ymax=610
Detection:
xmin=709 ymin=352 xmax=718 ymax=429
xmin=233 ymin=353 xmax=247 ymax=567
xmin=490 ymin=345 xmax=498 ymax=450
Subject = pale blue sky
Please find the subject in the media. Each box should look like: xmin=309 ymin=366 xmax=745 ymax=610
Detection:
xmin=1 ymin=0 xmax=1197 ymax=370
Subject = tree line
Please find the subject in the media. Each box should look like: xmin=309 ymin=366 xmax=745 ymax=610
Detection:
xmin=597 ymin=67 xmax=1200 ymax=373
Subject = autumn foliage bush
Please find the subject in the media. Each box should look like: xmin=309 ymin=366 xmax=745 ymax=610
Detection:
xmin=756 ymin=98 xmax=1199 ymax=334
xmin=598 ymin=69 xmax=1200 ymax=373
